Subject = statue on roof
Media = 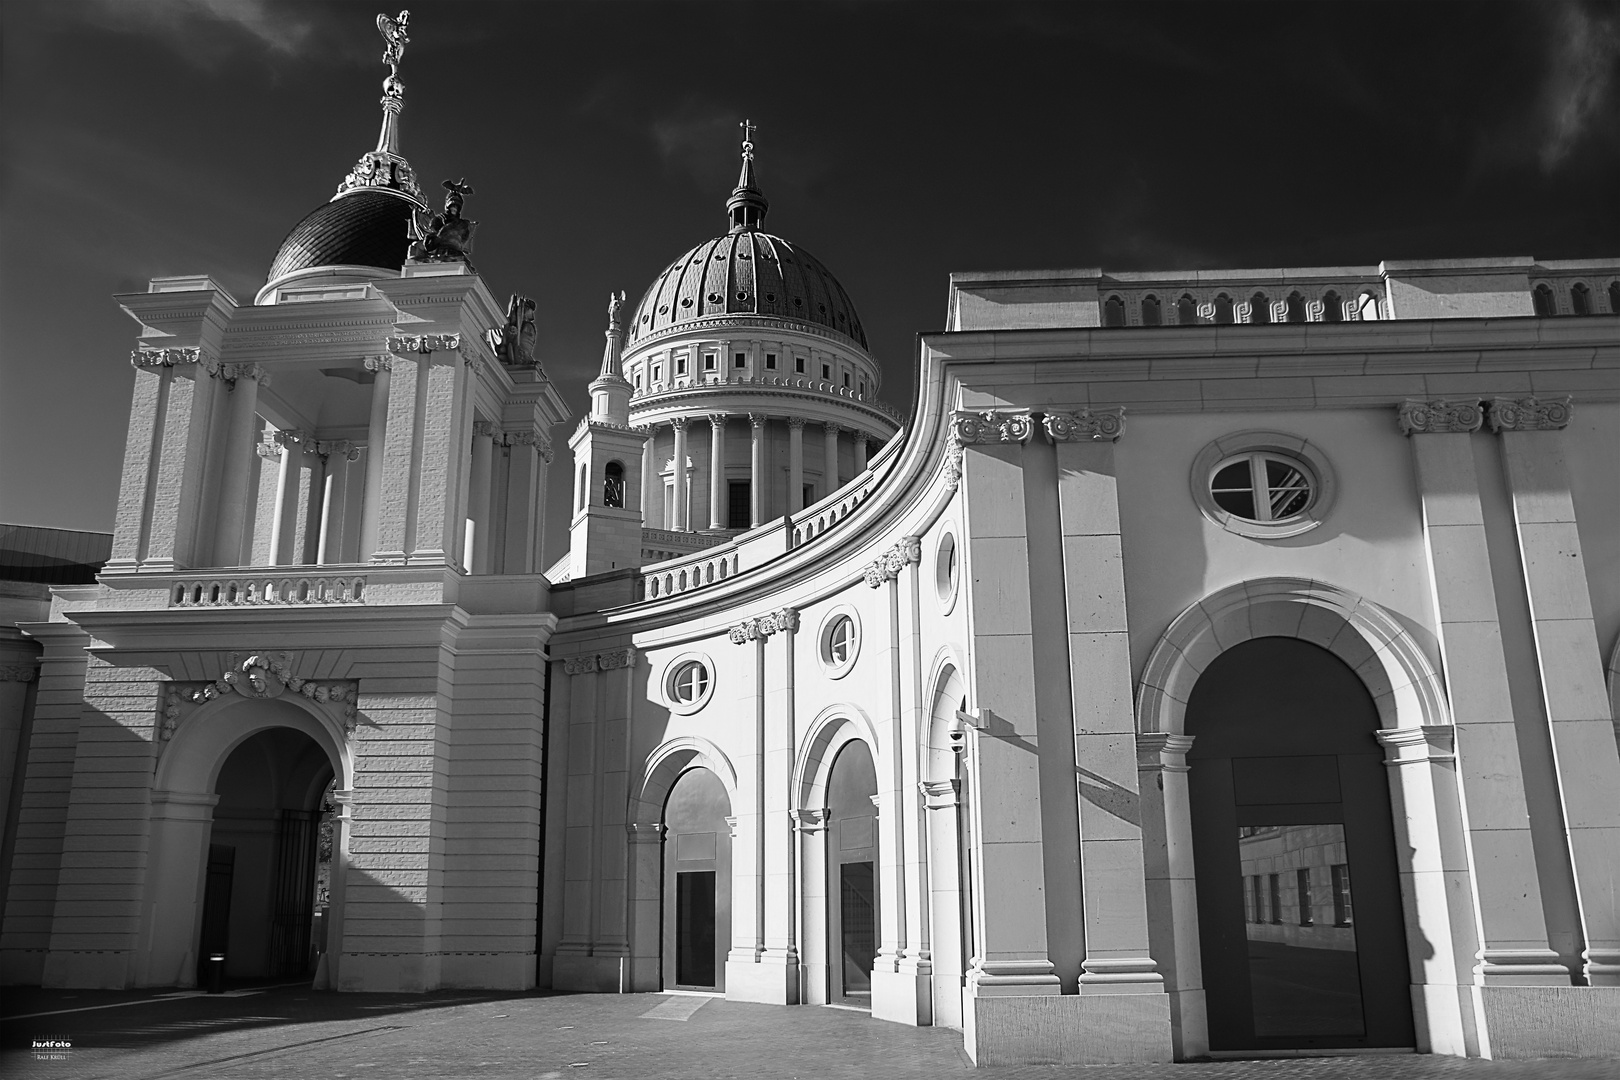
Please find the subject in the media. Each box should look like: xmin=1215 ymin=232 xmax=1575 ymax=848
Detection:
xmin=487 ymin=294 xmax=539 ymax=368
xmin=607 ymin=290 xmax=626 ymax=329
xmin=378 ymin=11 xmax=410 ymax=73
xmin=408 ymin=178 xmax=477 ymax=262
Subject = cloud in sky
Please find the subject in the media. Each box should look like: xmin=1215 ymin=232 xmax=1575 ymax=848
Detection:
xmin=69 ymin=0 xmax=323 ymax=68
xmin=1539 ymin=2 xmax=1620 ymax=171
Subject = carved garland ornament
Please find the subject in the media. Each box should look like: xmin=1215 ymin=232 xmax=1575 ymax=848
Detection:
xmin=864 ymin=536 xmax=923 ymax=588
xmin=728 ymin=608 xmax=800 ymax=644
xmin=563 ymin=647 xmax=640 ymax=675
xmin=1487 ymin=396 xmax=1573 ymax=432
xmin=161 ymin=652 xmax=360 ymax=742
xmin=1396 ymin=399 xmax=1483 ymax=435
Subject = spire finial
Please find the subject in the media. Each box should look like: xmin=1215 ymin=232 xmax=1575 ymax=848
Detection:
xmin=332 ymin=10 xmax=424 ymax=206
xmin=726 ymin=118 xmax=769 ymax=233
xmin=591 ymin=290 xmax=632 ymax=423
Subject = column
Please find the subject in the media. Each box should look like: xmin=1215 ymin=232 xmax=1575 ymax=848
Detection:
xmin=316 ymin=443 xmax=356 ymax=565
xmin=792 ymin=808 xmax=830 ymax=1003
xmin=757 ymin=609 xmax=801 ymax=1003
xmin=213 ymin=363 xmax=267 ymax=567
xmin=142 ymin=355 xmax=223 ymax=571
xmin=268 ymin=430 xmax=301 ymax=566
xmin=639 ymin=426 xmax=657 ymax=530
xmin=412 ymin=351 xmax=472 ymax=565
xmin=787 ymin=417 xmax=805 ymax=511
xmin=671 ymin=417 xmax=689 ymax=532
xmin=468 ymin=421 xmax=495 ymax=574
xmin=503 ymin=432 xmax=540 ymax=575
xmin=823 ymin=422 xmax=841 ymax=494
xmin=1492 ymin=396 xmax=1620 ymax=986
xmin=358 ymin=357 xmax=391 ymax=561
xmin=1137 ymin=733 xmax=1204 ymax=1058
xmin=749 ymin=413 xmax=766 ymax=527
xmin=1045 ymin=411 xmax=1163 ymax=998
xmin=922 ymin=780 xmax=965 ymax=1030
xmin=107 ymin=364 xmax=166 ymax=571
xmin=1398 ymin=400 xmax=1565 ymax=986
xmin=372 ymin=353 xmax=420 ymax=562
xmin=708 ymin=414 xmax=727 ymax=530
xmin=855 ymin=431 xmax=869 ymax=473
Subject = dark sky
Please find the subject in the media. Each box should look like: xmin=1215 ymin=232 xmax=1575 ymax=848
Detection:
xmin=3 ymin=0 xmax=1617 ymax=553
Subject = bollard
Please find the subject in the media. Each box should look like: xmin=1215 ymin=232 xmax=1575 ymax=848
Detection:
xmin=206 ymin=953 xmax=226 ymax=994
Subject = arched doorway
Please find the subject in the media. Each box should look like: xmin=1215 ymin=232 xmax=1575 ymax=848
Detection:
xmin=826 ymin=739 xmax=879 ymax=1007
xmin=923 ymin=663 xmax=972 ymax=1030
xmin=1186 ymin=637 xmax=1414 ymax=1052
xmin=199 ymin=726 xmax=333 ymax=983
xmin=662 ymin=767 xmax=731 ymax=991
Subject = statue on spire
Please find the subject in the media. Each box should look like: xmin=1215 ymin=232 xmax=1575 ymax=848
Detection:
xmin=607 ymin=290 xmax=626 ymax=330
xmin=377 ymin=11 xmax=410 ymax=73
xmin=408 ymin=178 xmax=478 ymax=262
xmin=740 ymin=118 xmax=758 ymax=158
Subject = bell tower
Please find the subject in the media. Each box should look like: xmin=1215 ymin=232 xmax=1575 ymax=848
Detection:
xmin=567 ymin=292 xmax=649 ymax=577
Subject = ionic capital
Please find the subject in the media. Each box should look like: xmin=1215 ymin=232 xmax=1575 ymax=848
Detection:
xmin=1397 ymin=399 xmax=1483 ymax=435
xmin=950 ymin=409 xmax=1034 ymax=445
xmin=1487 ymin=395 xmax=1572 ymax=433
xmin=728 ymin=607 xmax=800 ymax=644
xmin=562 ymin=647 xmax=638 ymax=675
xmin=362 ymin=354 xmax=393 ymax=373
xmin=0 ymin=663 xmax=38 ymax=683
xmin=1044 ymin=407 xmax=1125 ymax=443
xmin=222 ymin=362 xmax=270 ymax=387
xmin=472 ymin=420 xmax=500 ymax=439
xmin=386 ymin=333 xmax=461 ymax=357
xmin=316 ymin=439 xmax=361 ymax=462
xmin=864 ymin=535 xmax=922 ymax=588
xmin=130 ymin=346 xmax=219 ymax=376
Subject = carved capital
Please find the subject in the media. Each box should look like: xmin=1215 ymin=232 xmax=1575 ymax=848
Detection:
xmin=316 ymin=439 xmax=361 ymax=462
xmin=1487 ymin=396 xmax=1572 ymax=433
xmin=598 ymin=647 xmax=640 ymax=671
xmin=728 ymin=607 xmax=799 ymax=644
xmin=1397 ymin=398 xmax=1483 ymax=435
xmin=222 ymin=362 xmax=270 ymax=387
xmin=472 ymin=420 xmax=500 ymax=439
xmin=823 ymin=421 xmax=843 ymax=436
xmin=950 ymin=409 xmax=1034 ymax=445
xmin=131 ymin=346 xmax=216 ymax=374
xmin=256 ymin=431 xmax=282 ymax=460
xmin=707 ymin=412 xmax=728 ymax=430
xmin=0 ymin=663 xmax=38 ymax=683
xmin=563 ymin=654 xmax=598 ymax=675
xmin=669 ymin=416 xmax=689 ymax=432
xmin=786 ymin=416 xmax=806 ymax=430
xmin=386 ymin=333 xmax=461 ymax=356
xmin=362 ymin=354 xmax=393 ymax=373
xmin=748 ymin=412 xmax=767 ymax=430
xmin=865 ymin=535 xmax=922 ymax=588
xmin=790 ymin=807 xmax=830 ymax=833
xmin=1044 ymin=407 xmax=1125 ymax=443
xmin=1136 ymin=732 xmax=1196 ymax=771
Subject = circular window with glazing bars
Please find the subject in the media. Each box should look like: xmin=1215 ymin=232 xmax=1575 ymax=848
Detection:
xmin=817 ymin=606 xmax=861 ymax=679
xmin=663 ymin=653 xmax=715 ymax=714
xmin=1191 ymin=432 xmax=1335 ymax=539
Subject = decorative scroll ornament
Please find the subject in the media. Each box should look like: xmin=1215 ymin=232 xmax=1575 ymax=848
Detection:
xmin=485 ymin=294 xmax=538 ymax=368
xmin=363 ymin=354 xmax=393 ymax=373
xmin=563 ymin=647 xmax=639 ymax=675
xmin=316 ymin=439 xmax=362 ymax=462
xmin=1396 ymin=398 xmax=1483 ymax=435
xmin=0 ymin=664 xmax=38 ymax=682
xmin=949 ymin=409 xmax=1034 ymax=445
xmin=1043 ymin=407 xmax=1125 ymax=442
xmin=162 ymin=652 xmax=360 ymax=742
xmin=221 ymin=362 xmax=270 ymax=388
xmin=408 ymin=178 xmax=478 ymax=262
xmin=256 ymin=430 xmax=283 ymax=459
xmin=728 ymin=608 xmax=800 ymax=644
xmin=131 ymin=346 xmax=218 ymax=375
xmin=864 ymin=536 xmax=923 ymax=588
xmin=1487 ymin=396 xmax=1573 ymax=433
xmin=387 ymin=333 xmax=461 ymax=355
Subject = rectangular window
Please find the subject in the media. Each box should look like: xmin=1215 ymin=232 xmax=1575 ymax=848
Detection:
xmin=1252 ymin=875 xmax=1265 ymax=923
xmin=653 ymin=365 xmax=661 ymax=382
xmin=728 ymin=481 xmax=751 ymax=529
xmin=1331 ymin=863 xmax=1353 ymax=926
xmin=734 ymin=352 xmax=746 ymax=369
xmin=802 ymin=483 xmax=815 ymax=510
xmin=842 ymin=372 xmax=850 ymax=387
xmin=858 ymin=378 xmax=865 ymax=396
xmin=1268 ymin=874 xmax=1282 ymax=924
xmin=765 ymin=352 xmax=777 ymax=369
xmin=822 ymin=362 xmax=831 ymax=380
xmin=1296 ymin=868 xmax=1313 ymax=926
xmin=795 ymin=356 xmax=806 ymax=374
xmin=677 ymin=355 xmax=688 ymax=374
xmin=703 ymin=353 xmax=716 ymax=371
xmin=635 ymin=373 xmax=642 ymax=389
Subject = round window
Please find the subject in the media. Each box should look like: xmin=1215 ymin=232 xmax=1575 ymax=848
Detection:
xmin=817 ymin=607 xmax=861 ymax=679
xmin=663 ymin=653 xmax=716 ymax=714
xmin=1190 ymin=432 xmax=1335 ymax=539
xmin=935 ymin=529 xmax=960 ymax=614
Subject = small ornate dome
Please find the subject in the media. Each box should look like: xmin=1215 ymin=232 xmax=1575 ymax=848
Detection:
xmin=266 ymin=191 xmax=418 ymax=284
xmin=627 ymin=231 xmax=868 ymax=351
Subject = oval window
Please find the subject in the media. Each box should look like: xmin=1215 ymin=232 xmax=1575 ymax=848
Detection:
xmin=1210 ymin=453 xmax=1314 ymax=523
xmin=664 ymin=655 xmax=714 ymax=714
xmin=1191 ymin=432 xmax=1335 ymax=539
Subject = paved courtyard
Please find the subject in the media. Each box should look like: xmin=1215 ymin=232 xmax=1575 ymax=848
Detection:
xmin=2 ymin=984 xmax=1616 ymax=1080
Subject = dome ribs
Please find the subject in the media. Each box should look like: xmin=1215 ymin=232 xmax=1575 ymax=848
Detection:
xmin=701 ymin=234 xmax=732 ymax=318
xmin=265 ymin=191 xmax=418 ymax=286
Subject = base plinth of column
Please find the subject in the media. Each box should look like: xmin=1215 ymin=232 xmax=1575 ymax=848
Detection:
xmin=1472 ymin=985 xmax=1620 ymax=1059
xmin=1411 ymin=984 xmax=1475 ymax=1057
xmin=726 ymin=953 xmax=800 ymax=1005
xmin=552 ymin=953 xmax=627 ymax=993
xmin=872 ymin=966 xmax=933 ymax=1026
xmin=337 ymin=952 xmax=443 ymax=993
xmin=963 ymin=991 xmax=1173 ymax=1066
xmin=1167 ymin=987 xmax=1208 ymax=1060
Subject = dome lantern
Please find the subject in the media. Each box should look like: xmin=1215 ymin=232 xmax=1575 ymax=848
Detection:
xmin=725 ymin=119 xmax=769 ymax=234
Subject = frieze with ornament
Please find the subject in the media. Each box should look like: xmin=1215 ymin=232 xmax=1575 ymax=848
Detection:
xmin=1397 ymin=399 xmax=1484 ymax=435
xmin=864 ymin=536 xmax=923 ymax=588
xmin=728 ymin=608 xmax=800 ymax=644
xmin=1487 ymin=396 xmax=1573 ymax=433
xmin=160 ymin=653 xmax=360 ymax=742
xmin=131 ymin=347 xmax=220 ymax=376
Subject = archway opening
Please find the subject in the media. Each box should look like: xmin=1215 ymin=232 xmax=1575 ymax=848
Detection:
xmin=924 ymin=666 xmax=971 ymax=1030
xmin=662 ymin=767 xmax=731 ymax=991
xmin=200 ymin=726 xmax=334 ymax=984
xmin=1186 ymin=637 xmax=1414 ymax=1052
xmin=827 ymin=739 xmax=878 ymax=1008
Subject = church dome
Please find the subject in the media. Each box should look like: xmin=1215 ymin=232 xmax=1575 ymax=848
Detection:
xmin=266 ymin=191 xmax=418 ymax=284
xmin=626 ymin=231 xmax=868 ymax=351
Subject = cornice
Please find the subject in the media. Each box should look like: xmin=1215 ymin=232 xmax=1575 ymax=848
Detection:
xmin=629 ymin=383 xmax=902 ymax=431
xmin=625 ymin=313 xmax=874 ymax=361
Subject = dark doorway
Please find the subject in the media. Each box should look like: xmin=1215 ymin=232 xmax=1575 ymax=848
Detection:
xmin=207 ymin=728 xmax=334 ymax=981
xmin=728 ymin=481 xmax=751 ymax=529
xmin=826 ymin=739 xmax=879 ymax=1006
xmin=1187 ymin=637 xmax=1414 ymax=1052
xmin=662 ymin=767 xmax=731 ymax=991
